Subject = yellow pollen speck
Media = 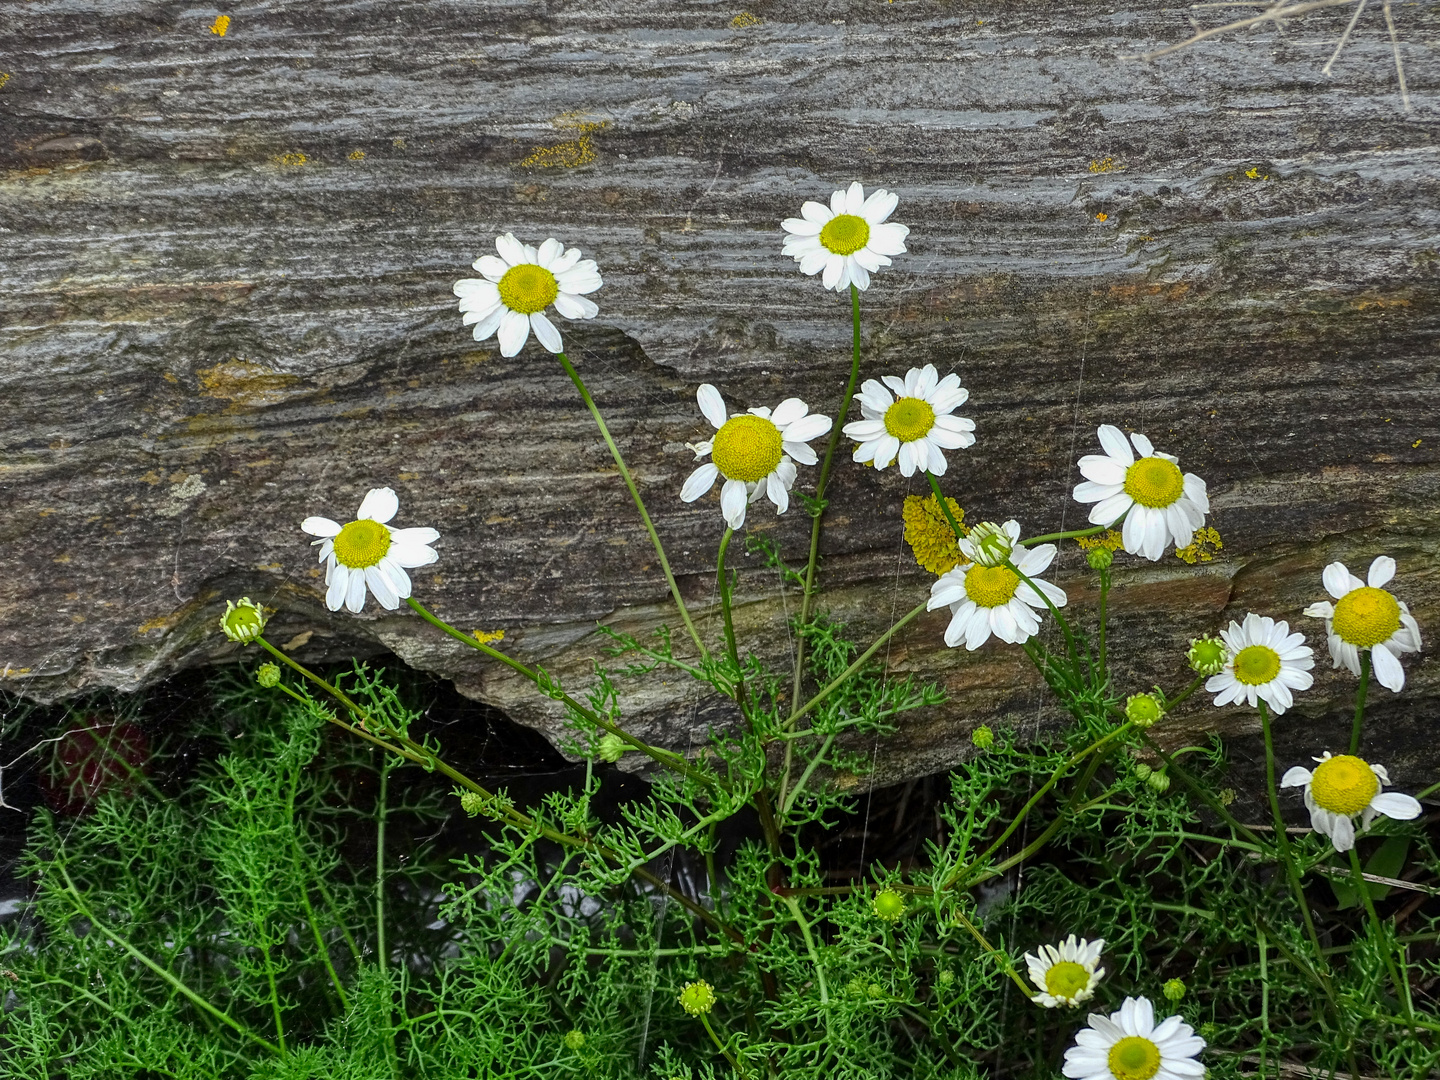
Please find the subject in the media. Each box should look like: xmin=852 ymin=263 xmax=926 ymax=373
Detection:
xmin=210 ymin=15 xmax=231 ymax=36
xmin=1123 ymin=456 xmax=1184 ymax=508
xmin=1332 ymin=586 xmax=1401 ymax=647
xmin=711 ymin=414 xmax=783 ymax=483
xmin=0 ymin=73 xmax=11 ymax=91
xmin=1232 ymin=644 xmax=1280 ymax=686
xmin=498 ymin=263 xmax=559 ymax=315
xmin=273 ymin=151 xmax=307 ymax=167
xmin=1310 ymin=755 xmax=1379 ymax=816
xmin=964 ymin=564 xmax=1020 ymax=608
xmin=1076 ymin=529 xmax=1123 ymax=553
xmin=903 ymin=494 xmax=966 ymax=575
xmin=333 ymin=519 xmax=391 ymax=569
xmin=348 ymin=149 xmax=365 ymax=160
xmin=1095 ymin=212 xmax=1109 ymax=222
xmin=731 ymin=11 xmax=762 ymax=28
xmin=473 ymin=629 xmax=506 ymax=646
xmin=1175 ymin=526 xmax=1223 ymax=564
xmin=1089 ymin=156 xmax=1123 ymax=174
xmin=1108 ymin=1036 xmax=1161 ymax=1080
xmin=820 ymin=213 xmax=871 ymax=256
xmin=884 ymin=397 xmax=936 ymax=442
xmin=1043 ymin=960 xmax=1091 ymax=999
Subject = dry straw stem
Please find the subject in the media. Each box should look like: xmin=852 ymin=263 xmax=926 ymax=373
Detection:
xmin=1123 ymin=0 xmax=1412 ymax=113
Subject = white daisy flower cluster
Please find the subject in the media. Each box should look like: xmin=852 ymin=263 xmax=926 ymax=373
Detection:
xmin=1281 ymin=752 xmax=1422 ymax=852
xmin=1304 ymin=556 xmax=1421 ymax=692
xmin=1025 ymin=935 xmax=1106 ymax=1009
xmin=301 ymin=488 xmax=439 ymax=613
xmin=842 ymin=364 xmax=975 ymax=476
xmin=781 ymin=181 xmax=910 ymax=292
xmin=1073 ymin=425 xmax=1209 ymax=562
xmin=454 ymin=233 xmax=602 ymax=357
xmin=680 ymin=385 xmax=832 ymax=531
xmin=1204 ymin=613 xmax=1314 ymax=716
xmin=1063 ymin=996 xmax=1205 ymax=1080
xmin=927 ymin=521 xmax=1068 ymax=650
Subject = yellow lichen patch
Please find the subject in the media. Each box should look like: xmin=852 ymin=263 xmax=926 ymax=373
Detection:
xmin=903 ymin=494 xmax=967 ymax=576
xmin=1076 ymin=530 xmax=1123 ymax=553
xmin=0 ymin=73 xmax=11 ymax=91
xmin=1174 ymin=526 xmax=1224 ymax=565
xmin=1244 ymin=166 xmax=1269 ymax=180
xmin=209 ymin=15 xmax=231 ymax=36
xmin=731 ymin=11 xmax=762 ymax=28
xmin=1088 ymin=156 xmax=1123 ymax=174
xmin=519 ymin=135 xmax=596 ymax=169
xmin=273 ymin=150 xmax=307 ymax=167
xmin=196 ymin=359 xmax=299 ymax=409
xmin=348 ymin=149 xmax=365 ymax=160
xmin=1095 ymin=212 xmax=1109 ymax=222
xmin=473 ymin=629 xmax=506 ymax=646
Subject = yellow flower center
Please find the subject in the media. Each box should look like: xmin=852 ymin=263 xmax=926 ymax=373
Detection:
xmin=497 ymin=263 xmax=560 ymax=315
xmin=1232 ymin=644 xmax=1280 ymax=686
xmin=819 ymin=213 xmax=871 ymax=256
xmin=333 ymin=519 xmax=392 ymax=569
xmin=1123 ymin=456 xmax=1185 ymax=509
xmin=1310 ymin=755 xmax=1379 ymax=816
xmin=884 ymin=396 xmax=936 ymax=442
xmin=1331 ymin=586 xmax=1401 ymax=648
xmin=1043 ymin=960 xmax=1091 ymax=1000
xmin=711 ymin=414 xmax=784 ymax=483
xmin=1108 ymin=1036 xmax=1161 ymax=1080
xmin=964 ymin=565 xmax=1020 ymax=608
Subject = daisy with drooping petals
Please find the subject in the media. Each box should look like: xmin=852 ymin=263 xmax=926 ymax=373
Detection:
xmin=1063 ymin=996 xmax=1205 ymax=1080
xmin=927 ymin=521 xmax=1068 ymax=650
xmin=301 ymin=488 xmax=440 ymax=613
xmin=1205 ymin=613 xmax=1313 ymax=715
xmin=680 ymin=385 xmax=831 ymax=531
xmin=453 ymin=233 xmax=602 ymax=357
xmin=1281 ymin=752 xmax=1422 ymax=852
xmin=842 ymin=364 xmax=975 ymax=476
xmin=1025 ymin=935 xmax=1106 ymax=1009
xmin=1303 ymin=556 xmax=1421 ymax=692
xmin=781 ymin=181 xmax=909 ymax=292
xmin=1072 ymin=425 xmax=1210 ymax=562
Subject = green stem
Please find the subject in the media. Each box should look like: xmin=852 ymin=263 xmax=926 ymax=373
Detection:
xmin=554 ymin=350 xmax=705 ymax=659
xmin=784 ymin=600 xmax=928 ymax=731
xmin=1350 ymin=650 xmax=1370 ymax=754
xmin=924 ymin=472 xmax=966 ymax=539
xmin=791 ymin=283 xmax=864 ymax=714
xmin=54 ymin=863 xmax=281 ymax=1056
xmin=285 ymin=761 xmax=349 ymax=1012
xmin=1020 ymin=522 xmax=1114 ymax=547
xmin=780 ymin=895 xmax=830 ymax=1008
xmin=782 ymin=733 xmax=836 ymax=815
xmin=699 ymin=1013 xmax=749 ymax=1080
xmin=1349 ymin=845 xmax=1415 ymax=1034
xmin=1007 ymin=558 xmax=1081 ymax=677
xmin=951 ymin=906 xmax=1034 ymax=998
xmin=375 ymin=759 xmax=399 ymax=1074
xmin=716 ymin=527 xmax=747 ymax=714
xmin=1096 ymin=567 xmax=1110 ymax=673
xmin=1141 ymin=733 xmax=1268 ymax=849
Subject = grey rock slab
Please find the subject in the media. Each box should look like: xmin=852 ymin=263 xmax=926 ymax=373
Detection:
xmin=1 ymin=0 xmax=1438 ymax=789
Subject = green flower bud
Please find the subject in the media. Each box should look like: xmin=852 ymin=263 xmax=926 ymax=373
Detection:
xmin=1087 ymin=546 xmax=1114 ymax=571
xmin=256 ymin=663 xmax=281 ymax=688
xmin=963 ymin=521 xmax=1014 ymax=567
xmin=873 ymin=888 xmax=906 ymax=922
xmin=1217 ymin=787 xmax=1236 ymax=807
xmin=563 ymin=1030 xmax=586 ymax=1050
xmin=596 ymin=732 xmax=626 ymax=763
xmin=1146 ymin=768 xmax=1171 ymax=794
xmin=1187 ymin=635 xmax=1227 ymax=677
xmin=459 ymin=790 xmax=485 ymax=816
xmin=220 ymin=598 xmax=267 ymax=644
xmin=1198 ymin=1022 xmax=1219 ymax=1043
xmin=678 ymin=980 xmax=715 ymax=1017
xmin=866 ymin=983 xmax=884 ymax=1000
xmin=1163 ymin=978 xmax=1186 ymax=1002
xmin=1124 ymin=692 xmax=1165 ymax=728
xmin=971 ymin=725 xmax=994 ymax=750
xmin=938 ymin=968 xmax=955 ymax=986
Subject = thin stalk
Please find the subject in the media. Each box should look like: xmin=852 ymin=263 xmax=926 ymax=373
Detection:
xmin=375 ymin=759 xmax=400 ymax=1074
xmin=699 ymin=1013 xmax=750 ymax=1080
xmin=1020 ymin=523 xmax=1113 ymax=547
xmin=55 ymin=863 xmax=281 ymax=1056
xmin=1350 ymin=650 xmax=1370 ymax=753
xmin=951 ymin=906 xmax=1034 ymax=998
xmin=784 ymin=600 xmax=928 ymax=730
xmin=716 ymin=527 xmax=747 ymax=716
xmin=554 ymin=350 xmax=705 ymax=657
xmin=782 ymin=732 xmax=836 ymax=815
xmin=781 ymin=895 xmax=830 ymax=1007
xmin=791 ymin=283 xmax=864 ymax=713
xmin=1349 ymin=845 xmax=1416 ymax=1035
xmin=263 ymin=946 xmax=287 ymax=1056
xmin=286 ymin=761 xmax=350 ymax=1012
xmin=1007 ymin=559 xmax=1081 ymax=677
xmin=924 ymin=472 xmax=966 ymax=539
xmin=1096 ymin=567 xmax=1110 ymax=672
xmin=1141 ymin=733 xmax=1268 ymax=849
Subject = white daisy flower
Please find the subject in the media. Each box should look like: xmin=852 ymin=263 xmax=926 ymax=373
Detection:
xmin=680 ymin=385 xmax=831 ymax=531
xmin=1281 ymin=752 xmax=1422 ymax=853
xmin=1302 ymin=556 xmax=1421 ymax=693
xmin=927 ymin=521 xmax=1068 ymax=650
xmin=1025 ymin=935 xmax=1106 ymax=1009
xmin=780 ymin=181 xmax=910 ymax=292
xmin=1205 ymin=613 xmax=1313 ymax=716
xmin=1072 ymin=424 xmax=1210 ymax=562
xmin=453 ymin=233 xmax=602 ymax=357
xmin=1063 ymin=996 xmax=1205 ymax=1080
xmin=841 ymin=364 xmax=975 ymax=476
xmin=301 ymin=488 xmax=440 ymax=613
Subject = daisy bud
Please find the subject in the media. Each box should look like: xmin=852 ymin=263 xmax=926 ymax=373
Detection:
xmin=1145 ymin=768 xmax=1171 ymax=794
xmin=971 ymin=724 xmax=995 ymax=750
xmin=563 ymin=1030 xmax=586 ymax=1050
xmin=1124 ymin=692 xmax=1166 ymax=728
xmin=596 ymin=733 xmax=626 ymax=763
xmin=1186 ymin=635 xmax=1226 ymax=676
xmin=1163 ymin=978 xmax=1186 ymax=1002
xmin=678 ymin=980 xmax=716 ymax=1017
xmin=1087 ymin=546 xmax=1114 ymax=571
xmin=220 ymin=598 xmax=268 ymax=644
xmin=938 ymin=968 xmax=955 ymax=986
xmin=256 ymin=663 xmax=281 ymax=688
xmin=962 ymin=521 xmax=1014 ymax=567
xmin=459 ymin=790 xmax=485 ymax=816
xmin=873 ymin=888 xmax=907 ymax=922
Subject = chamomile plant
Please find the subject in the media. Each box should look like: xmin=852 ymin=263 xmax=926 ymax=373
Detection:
xmin=6 ymin=186 xmax=1435 ymax=1080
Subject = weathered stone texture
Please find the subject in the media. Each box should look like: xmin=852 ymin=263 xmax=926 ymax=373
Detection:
xmin=2 ymin=1 xmax=1437 ymax=784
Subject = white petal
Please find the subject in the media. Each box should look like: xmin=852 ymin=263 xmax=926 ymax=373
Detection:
xmin=389 ymin=542 xmax=439 ymax=569
xmin=821 ymin=254 xmax=845 ymax=291
xmin=861 ymin=187 xmax=899 ymax=224
xmin=1078 ymin=455 xmax=1127 ymax=485
xmin=302 ymin=516 xmax=342 ymax=538
xmin=844 ymin=181 xmax=864 ymax=214
xmin=1096 ymin=424 xmax=1135 ymax=466
xmin=365 ymin=565 xmax=400 ymax=609
xmin=379 ymin=558 xmax=413 ymax=600
xmin=800 ymin=199 xmax=833 ymax=224
xmin=770 ymin=397 xmax=807 ymax=428
xmin=345 ymin=567 xmax=368 ymax=613
xmin=469 ymin=306 xmax=506 ymax=342
xmin=1323 ymin=562 xmax=1354 ymax=600
xmin=553 ymin=291 xmax=600 ymax=320
xmin=358 ymin=487 xmax=399 ymax=524
xmin=1303 ymin=601 xmax=1334 ymax=619
xmin=535 ymin=237 xmax=564 ymax=269
xmin=1370 ymin=792 xmax=1421 ymax=821
xmin=696 ymin=384 xmax=728 ymax=430
xmin=783 ymin=414 xmax=831 ymax=443
xmin=783 ymin=440 xmax=818 ymax=466
xmin=1090 ymin=491 xmax=1133 ymax=526
xmin=1073 ymin=480 xmax=1122 ymax=504
xmin=767 ymin=471 xmax=789 ymax=515
xmin=1367 ymin=555 xmax=1396 ymax=588
xmin=1130 ymin=432 xmax=1155 ymax=458
xmin=781 ymin=216 xmax=822 ymax=237
xmin=1280 ymin=766 xmax=1312 ymax=788
xmin=495 ymin=232 xmax=527 ymax=266
xmin=681 ymin=462 xmax=720 ymax=502
xmin=867 ymin=220 xmax=909 ymax=255
xmin=326 ymin=565 xmax=350 ymax=611
xmin=1329 ymin=813 xmax=1355 ymax=852
xmin=720 ymin=479 xmax=748 ymax=529
xmin=497 ymin=309 xmax=531 ymax=357
xmin=1371 ymin=642 xmax=1405 ymax=692
xmin=529 ymin=311 xmax=563 ymax=353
